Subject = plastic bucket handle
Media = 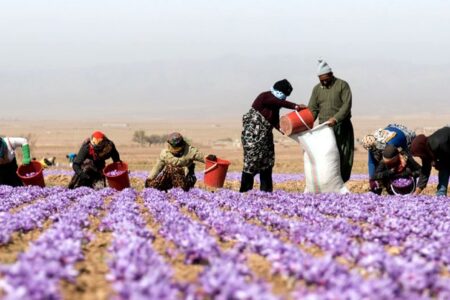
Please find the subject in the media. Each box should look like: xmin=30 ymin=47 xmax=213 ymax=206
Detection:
xmin=391 ymin=178 xmax=416 ymax=196
xmin=295 ymin=110 xmax=312 ymax=131
xmin=203 ymin=162 xmax=218 ymax=174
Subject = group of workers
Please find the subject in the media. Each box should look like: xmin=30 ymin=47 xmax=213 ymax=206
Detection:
xmin=362 ymin=124 xmax=450 ymax=196
xmin=1 ymin=59 xmax=449 ymax=196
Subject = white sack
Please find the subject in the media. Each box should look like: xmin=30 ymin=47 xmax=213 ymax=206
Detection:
xmin=290 ymin=123 xmax=349 ymax=194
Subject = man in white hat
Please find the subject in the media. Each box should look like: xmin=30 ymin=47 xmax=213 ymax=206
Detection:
xmin=307 ymin=59 xmax=354 ymax=183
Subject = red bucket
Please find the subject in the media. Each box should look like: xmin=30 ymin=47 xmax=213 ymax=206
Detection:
xmin=16 ymin=161 xmax=46 ymax=187
xmin=204 ymin=158 xmax=231 ymax=188
xmin=103 ymin=162 xmax=130 ymax=191
xmin=280 ymin=108 xmax=314 ymax=135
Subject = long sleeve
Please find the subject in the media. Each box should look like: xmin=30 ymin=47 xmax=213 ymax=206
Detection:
xmin=6 ymin=137 xmax=28 ymax=149
xmin=191 ymin=147 xmax=205 ymax=163
xmin=110 ymin=143 xmax=121 ymax=162
xmin=259 ymin=96 xmax=297 ymax=110
xmin=149 ymin=157 xmax=165 ymax=180
xmin=417 ymin=159 xmax=432 ymax=190
xmin=72 ymin=143 xmax=89 ymax=175
xmin=333 ymin=81 xmax=352 ymax=123
xmin=373 ymin=162 xmax=394 ymax=181
xmin=368 ymin=151 xmax=377 ymax=179
xmin=308 ymin=86 xmax=320 ymax=120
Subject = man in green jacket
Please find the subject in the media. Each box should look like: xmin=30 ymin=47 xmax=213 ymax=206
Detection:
xmin=308 ymin=59 xmax=354 ymax=183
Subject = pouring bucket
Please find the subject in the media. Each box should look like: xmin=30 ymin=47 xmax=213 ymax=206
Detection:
xmin=280 ymin=108 xmax=314 ymax=135
xmin=16 ymin=161 xmax=46 ymax=187
xmin=103 ymin=162 xmax=130 ymax=191
xmin=204 ymin=158 xmax=231 ymax=188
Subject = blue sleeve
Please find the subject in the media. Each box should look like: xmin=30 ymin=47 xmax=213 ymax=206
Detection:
xmin=368 ymin=151 xmax=377 ymax=179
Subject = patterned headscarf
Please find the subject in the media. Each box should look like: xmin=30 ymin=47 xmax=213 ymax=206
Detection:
xmin=361 ymin=135 xmax=376 ymax=150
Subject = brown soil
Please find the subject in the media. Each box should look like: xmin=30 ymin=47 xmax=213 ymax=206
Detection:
xmin=135 ymin=196 xmax=204 ymax=284
xmin=60 ymin=198 xmax=113 ymax=300
xmin=0 ymin=219 xmax=52 ymax=264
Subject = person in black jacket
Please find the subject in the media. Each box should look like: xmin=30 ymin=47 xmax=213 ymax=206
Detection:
xmin=68 ymin=131 xmax=121 ymax=189
xmin=372 ymin=144 xmax=421 ymax=195
xmin=411 ymin=126 xmax=450 ymax=196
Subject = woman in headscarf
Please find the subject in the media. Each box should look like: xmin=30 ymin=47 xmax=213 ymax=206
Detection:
xmin=0 ymin=137 xmax=31 ymax=186
xmin=240 ymin=79 xmax=307 ymax=193
xmin=361 ymin=124 xmax=416 ymax=194
xmin=68 ymin=131 xmax=121 ymax=189
xmin=411 ymin=126 xmax=450 ymax=196
xmin=145 ymin=132 xmax=216 ymax=191
xmin=372 ymin=144 xmax=421 ymax=195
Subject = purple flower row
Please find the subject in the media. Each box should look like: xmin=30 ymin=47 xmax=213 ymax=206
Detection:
xmin=41 ymin=168 xmax=441 ymax=184
xmin=0 ymin=188 xmax=112 ymax=299
xmin=142 ymin=188 xmax=278 ymax=300
xmin=0 ymin=187 xmax=92 ymax=245
xmin=209 ymin=190 xmax=450 ymax=297
xmin=170 ymin=188 xmax=450 ymax=299
xmin=99 ymin=188 xmax=180 ymax=299
xmin=0 ymin=185 xmax=55 ymax=212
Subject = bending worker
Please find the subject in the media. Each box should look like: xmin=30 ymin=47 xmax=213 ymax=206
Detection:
xmin=411 ymin=126 xmax=450 ymax=196
xmin=361 ymin=124 xmax=416 ymax=194
xmin=0 ymin=136 xmax=31 ymax=186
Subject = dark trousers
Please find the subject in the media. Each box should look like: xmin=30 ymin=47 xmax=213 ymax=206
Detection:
xmin=333 ymin=118 xmax=354 ymax=183
xmin=239 ymin=168 xmax=273 ymax=193
xmin=0 ymin=158 xmax=23 ymax=187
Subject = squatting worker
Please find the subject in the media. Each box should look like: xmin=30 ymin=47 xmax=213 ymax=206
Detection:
xmin=0 ymin=136 xmax=32 ymax=186
xmin=308 ymin=59 xmax=354 ymax=183
xmin=372 ymin=144 xmax=421 ymax=195
xmin=69 ymin=131 xmax=121 ymax=189
xmin=410 ymin=126 xmax=450 ymax=196
xmin=146 ymin=132 xmax=216 ymax=191
xmin=240 ymin=79 xmax=307 ymax=193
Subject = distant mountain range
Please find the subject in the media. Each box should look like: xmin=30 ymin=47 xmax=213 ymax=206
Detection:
xmin=1 ymin=56 xmax=448 ymax=121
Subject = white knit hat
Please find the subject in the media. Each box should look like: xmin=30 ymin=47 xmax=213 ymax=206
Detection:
xmin=317 ymin=59 xmax=332 ymax=76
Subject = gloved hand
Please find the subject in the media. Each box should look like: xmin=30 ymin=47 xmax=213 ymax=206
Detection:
xmin=206 ymin=154 xmax=217 ymax=161
xmin=22 ymin=144 xmax=31 ymax=165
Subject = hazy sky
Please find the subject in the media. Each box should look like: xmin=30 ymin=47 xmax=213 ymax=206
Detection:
xmin=1 ymin=0 xmax=449 ymax=121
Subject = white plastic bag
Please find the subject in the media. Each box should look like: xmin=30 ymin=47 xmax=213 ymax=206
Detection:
xmin=290 ymin=123 xmax=349 ymax=194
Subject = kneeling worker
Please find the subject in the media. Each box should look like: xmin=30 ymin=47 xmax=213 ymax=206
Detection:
xmin=372 ymin=144 xmax=421 ymax=195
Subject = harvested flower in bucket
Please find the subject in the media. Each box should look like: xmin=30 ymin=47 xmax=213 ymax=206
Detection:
xmin=25 ymin=172 xmax=37 ymax=178
xmin=392 ymin=177 xmax=413 ymax=188
xmin=106 ymin=169 xmax=125 ymax=176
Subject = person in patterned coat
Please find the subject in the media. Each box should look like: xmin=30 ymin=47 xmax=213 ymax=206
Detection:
xmin=240 ymin=79 xmax=307 ymax=193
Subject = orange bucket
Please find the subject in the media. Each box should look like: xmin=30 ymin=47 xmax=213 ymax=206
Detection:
xmin=16 ymin=161 xmax=46 ymax=187
xmin=103 ymin=162 xmax=130 ymax=191
xmin=280 ymin=108 xmax=314 ymax=135
xmin=204 ymin=158 xmax=231 ymax=188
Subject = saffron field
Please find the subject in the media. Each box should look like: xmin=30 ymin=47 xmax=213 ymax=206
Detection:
xmin=0 ymin=173 xmax=449 ymax=300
